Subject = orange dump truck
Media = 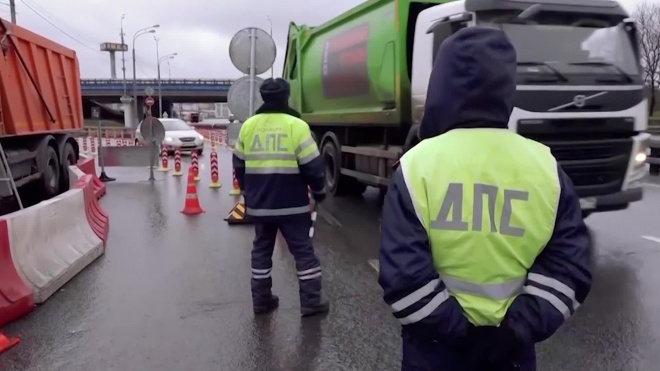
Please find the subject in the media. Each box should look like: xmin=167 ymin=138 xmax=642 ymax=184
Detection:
xmin=0 ymin=18 xmax=81 ymax=200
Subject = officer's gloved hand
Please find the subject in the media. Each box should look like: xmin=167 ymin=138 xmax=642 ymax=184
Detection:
xmin=485 ymin=325 xmax=521 ymax=367
xmin=312 ymin=192 xmax=326 ymax=203
xmin=464 ymin=325 xmax=499 ymax=368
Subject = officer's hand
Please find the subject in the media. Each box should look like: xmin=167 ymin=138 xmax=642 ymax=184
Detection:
xmin=312 ymin=192 xmax=326 ymax=203
xmin=465 ymin=326 xmax=499 ymax=368
xmin=485 ymin=325 xmax=520 ymax=366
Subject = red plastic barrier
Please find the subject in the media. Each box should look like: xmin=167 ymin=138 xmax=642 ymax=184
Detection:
xmin=76 ymin=156 xmax=106 ymax=199
xmin=74 ymin=175 xmax=109 ymax=243
xmin=0 ymin=219 xmax=34 ymax=327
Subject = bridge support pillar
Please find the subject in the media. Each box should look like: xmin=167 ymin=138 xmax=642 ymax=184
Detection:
xmin=120 ymin=96 xmax=135 ymax=128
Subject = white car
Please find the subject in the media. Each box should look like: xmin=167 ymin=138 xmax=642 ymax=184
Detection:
xmin=136 ymin=118 xmax=205 ymax=155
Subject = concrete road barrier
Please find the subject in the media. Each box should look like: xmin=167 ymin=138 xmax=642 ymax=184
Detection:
xmin=0 ymin=174 xmax=109 ymax=326
xmin=5 ymin=175 xmax=107 ymax=303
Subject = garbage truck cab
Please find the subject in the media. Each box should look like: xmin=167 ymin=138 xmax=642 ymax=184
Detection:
xmin=411 ymin=0 xmax=650 ymax=217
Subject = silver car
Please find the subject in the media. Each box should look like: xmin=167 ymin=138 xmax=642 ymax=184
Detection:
xmin=136 ymin=118 xmax=205 ymax=155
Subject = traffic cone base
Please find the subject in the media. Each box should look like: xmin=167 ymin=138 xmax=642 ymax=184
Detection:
xmin=209 ymin=181 xmax=222 ymax=188
xmin=0 ymin=332 xmax=19 ymax=354
xmin=181 ymin=193 xmax=205 ymax=215
xmin=229 ymin=188 xmax=241 ymax=195
xmin=173 ymin=170 xmax=183 ymax=177
xmin=225 ymin=202 xmax=252 ymax=224
xmin=158 ymin=166 xmax=170 ymax=172
xmin=181 ymin=169 xmax=205 ymax=215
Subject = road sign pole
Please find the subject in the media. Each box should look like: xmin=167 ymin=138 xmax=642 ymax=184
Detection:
xmin=248 ymin=28 xmax=256 ymax=117
xmin=92 ymin=107 xmax=115 ymax=182
xmin=146 ymin=99 xmax=156 ymax=181
xmin=97 ymin=120 xmax=115 ymax=182
xmin=228 ymin=27 xmax=274 ymax=122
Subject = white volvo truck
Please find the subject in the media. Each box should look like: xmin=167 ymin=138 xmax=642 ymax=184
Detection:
xmin=412 ymin=0 xmax=650 ymax=218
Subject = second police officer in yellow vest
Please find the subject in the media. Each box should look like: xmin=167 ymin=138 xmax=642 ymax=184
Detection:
xmin=378 ymin=27 xmax=592 ymax=370
xmin=232 ymin=78 xmax=329 ymax=316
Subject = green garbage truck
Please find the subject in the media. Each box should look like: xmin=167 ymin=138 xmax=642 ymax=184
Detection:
xmin=283 ymin=0 xmax=651 ymax=217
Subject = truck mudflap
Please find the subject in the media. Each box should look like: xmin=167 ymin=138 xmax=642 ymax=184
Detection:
xmin=580 ymin=187 xmax=643 ymax=213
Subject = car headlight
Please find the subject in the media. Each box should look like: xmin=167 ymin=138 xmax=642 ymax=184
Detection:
xmin=165 ymin=137 xmax=174 ymax=142
xmin=198 ymin=134 xmax=205 ymax=141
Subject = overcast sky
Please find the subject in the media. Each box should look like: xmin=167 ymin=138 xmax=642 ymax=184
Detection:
xmin=4 ymin=0 xmax=657 ymax=79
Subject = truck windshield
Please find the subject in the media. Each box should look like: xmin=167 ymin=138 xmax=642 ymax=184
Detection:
xmin=478 ymin=20 xmax=640 ymax=81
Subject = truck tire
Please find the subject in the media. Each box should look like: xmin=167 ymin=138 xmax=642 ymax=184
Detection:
xmin=59 ymin=142 xmax=77 ymax=192
xmin=321 ymin=140 xmax=361 ymax=196
xmin=581 ymin=211 xmax=592 ymax=219
xmin=38 ymin=145 xmax=61 ymax=198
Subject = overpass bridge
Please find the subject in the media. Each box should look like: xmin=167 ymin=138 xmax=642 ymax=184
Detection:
xmin=81 ymin=79 xmax=235 ymax=119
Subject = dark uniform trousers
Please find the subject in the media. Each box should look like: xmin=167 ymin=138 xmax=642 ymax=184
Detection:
xmin=251 ymin=216 xmax=323 ymax=308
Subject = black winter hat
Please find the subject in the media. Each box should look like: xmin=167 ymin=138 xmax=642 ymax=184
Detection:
xmin=260 ymin=78 xmax=290 ymax=103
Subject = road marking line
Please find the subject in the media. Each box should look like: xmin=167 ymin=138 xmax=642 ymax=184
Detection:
xmin=317 ymin=205 xmax=342 ymax=228
xmin=642 ymin=236 xmax=660 ymax=244
xmin=368 ymin=259 xmax=379 ymax=273
xmin=643 ymin=182 xmax=660 ymax=189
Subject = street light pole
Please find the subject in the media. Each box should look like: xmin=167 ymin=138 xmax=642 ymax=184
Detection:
xmin=267 ymin=16 xmax=273 ymax=78
xmin=155 ymin=36 xmax=161 ymax=117
xmin=157 ymin=53 xmax=177 ymax=117
xmin=121 ymin=14 xmax=127 ymax=97
xmin=131 ymin=25 xmax=159 ymax=126
xmin=167 ymin=60 xmax=171 ymax=79
xmin=9 ymin=0 xmax=16 ymax=23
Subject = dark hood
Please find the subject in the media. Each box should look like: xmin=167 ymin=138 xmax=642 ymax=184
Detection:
xmin=419 ymin=27 xmax=517 ymax=140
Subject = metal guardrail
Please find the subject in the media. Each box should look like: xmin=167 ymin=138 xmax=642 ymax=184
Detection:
xmin=81 ymin=79 xmax=233 ymax=85
xmin=79 ymin=127 xmax=136 ymax=139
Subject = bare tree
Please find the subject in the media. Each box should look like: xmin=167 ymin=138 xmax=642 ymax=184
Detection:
xmin=634 ymin=2 xmax=660 ymax=114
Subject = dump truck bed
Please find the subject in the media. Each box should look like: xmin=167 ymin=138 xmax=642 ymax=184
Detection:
xmin=0 ymin=17 xmax=83 ymax=137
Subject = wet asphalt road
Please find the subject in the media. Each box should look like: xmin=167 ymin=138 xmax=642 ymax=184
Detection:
xmin=0 ymin=144 xmax=400 ymax=371
xmin=1 ymin=142 xmax=660 ymax=370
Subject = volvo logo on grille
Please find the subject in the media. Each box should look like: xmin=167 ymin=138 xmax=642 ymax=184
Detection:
xmin=573 ymin=95 xmax=587 ymax=108
xmin=548 ymin=91 xmax=609 ymax=112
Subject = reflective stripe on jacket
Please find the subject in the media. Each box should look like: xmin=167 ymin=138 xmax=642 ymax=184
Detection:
xmin=379 ymin=128 xmax=591 ymax=343
xmin=232 ymin=113 xmax=324 ymax=220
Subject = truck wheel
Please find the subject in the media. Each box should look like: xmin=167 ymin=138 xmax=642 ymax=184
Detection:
xmin=59 ymin=142 xmax=77 ymax=192
xmin=39 ymin=145 xmax=61 ymax=198
xmin=582 ymin=211 xmax=592 ymax=219
xmin=321 ymin=140 xmax=359 ymax=196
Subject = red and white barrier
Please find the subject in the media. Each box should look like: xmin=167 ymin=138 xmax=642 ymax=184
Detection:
xmin=0 ymin=173 xmax=108 ymax=321
xmin=76 ymin=155 xmax=106 ymax=199
xmin=77 ymin=137 xmax=136 ymax=156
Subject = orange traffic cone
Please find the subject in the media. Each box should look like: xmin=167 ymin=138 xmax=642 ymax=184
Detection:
xmin=0 ymin=331 xmax=19 ymax=354
xmin=181 ymin=167 xmax=205 ymax=215
xmin=229 ymin=169 xmax=241 ymax=196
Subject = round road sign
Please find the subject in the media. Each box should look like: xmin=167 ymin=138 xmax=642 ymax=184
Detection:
xmin=145 ymin=96 xmax=155 ymax=107
xmin=227 ymin=75 xmax=264 ymax=122
xmin=144 ymin=86 xmax=155 ymax=96
xmin=140 ymin=116 xmax=165 ymax=143
xmin=229 ymin=27 xmax=276 ymax=75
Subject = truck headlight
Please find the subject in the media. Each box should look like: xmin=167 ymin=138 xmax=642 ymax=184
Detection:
xmin=634 ymin=136 xmax=651 ymax=168
xmin=165 ymin=137 xmax=174 ymax=142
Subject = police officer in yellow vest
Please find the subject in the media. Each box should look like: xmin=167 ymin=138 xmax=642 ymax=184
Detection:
xmin=233 ymin=78 xmax=329 ymax=317
xmin=378 ymin=27 xmax=592 ymax=370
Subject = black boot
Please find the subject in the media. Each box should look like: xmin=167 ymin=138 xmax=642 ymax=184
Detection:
xmin=301 ymin=299 xmax=330 ymax=317
xmin=254 ymin=295 xmax=279 ymax=314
